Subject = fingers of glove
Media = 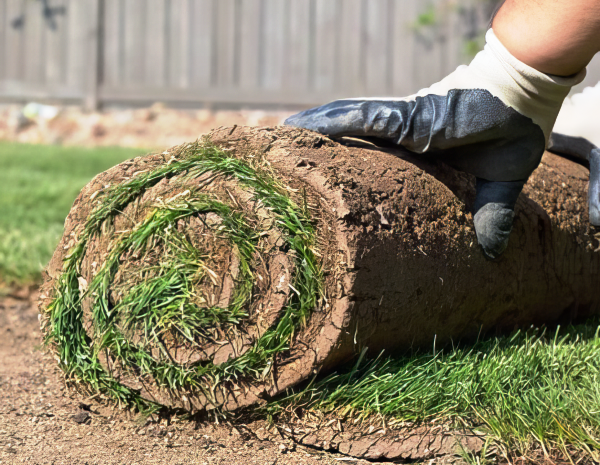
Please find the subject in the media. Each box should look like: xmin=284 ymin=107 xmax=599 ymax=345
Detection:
xmin=546 ymin=133 xmax=599 ymax=226
xmin=474 ymin=178 xmax=525 ymax=211
xmin=474 ymin=204 xmax=515 ymax=260
xmin=285 ymin=91 xmax=546 ymax=180
xmin=589 ymin=148 xmax=600 ymax=226
xmin=548 ymin=133 xmax=595 ymax=165
xmin=473 ymin=178 xmax=527 ymax=260
xmin=284 ymin=99 xmax=404 ymax=140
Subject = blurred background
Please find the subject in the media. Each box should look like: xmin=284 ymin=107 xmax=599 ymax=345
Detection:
xmin=0 ymin=0 xmax=599 ymax=286
xmin=3 ymin=0 xmax=600 ymax=109
xmin=2 ymin=0 xmax=600 ymax=147
xmin=1 ymin=0 xmax=510 ymax=110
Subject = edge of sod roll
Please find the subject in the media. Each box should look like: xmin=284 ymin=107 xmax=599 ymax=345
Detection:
xmin=43 ymin=139 xmax=324 ymax=413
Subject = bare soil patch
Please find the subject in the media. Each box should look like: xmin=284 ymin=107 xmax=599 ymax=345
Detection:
xmin=0 ymin=293 xmax=389 ymax=465
xmin=0 ymin=293 xmax=582 ymax=465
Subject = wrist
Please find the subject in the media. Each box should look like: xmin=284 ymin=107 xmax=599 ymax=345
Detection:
xmin=492 ymin=0 xmax=600 ymax=76
xmin=477 ymin=29 xmax=585 ymax=141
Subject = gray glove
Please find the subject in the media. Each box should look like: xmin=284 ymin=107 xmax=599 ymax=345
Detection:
xmin=285 ymin=29 xmax=590 ymax=259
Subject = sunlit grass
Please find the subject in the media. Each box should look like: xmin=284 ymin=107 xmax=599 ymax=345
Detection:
xmin=0 ymin=141 xmax=146 ymax=284
xmin=268 ymin=324 xmax=600 ymax=460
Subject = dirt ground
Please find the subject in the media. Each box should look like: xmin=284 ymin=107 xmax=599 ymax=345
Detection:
xmin=0 ymin=104 xmax=288 ymax=150
xmin=0 ymin=292 xmax=398 ymax=465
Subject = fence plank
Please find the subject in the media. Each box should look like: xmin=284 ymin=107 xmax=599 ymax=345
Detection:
xmin=215 ymin=0 xmax=236 ymax=88
xmin=313 ymin=0 xmax=338 ymax=92
xmin=238 ymin=0 xmax=261 ymax=89
xmin=363 ymin=0 xmax=391 ymax=95
xmin=189 ymin=0 xmax=213 ymax=89
xmin=99 ymin=84 xmax=351 ymax=106
xmin=444 ymin=0 xmax=463 ymax=76
xmin=144 ymin=0 xmax=167 ymax=88
xmin=123 ymin=0 xmax=145 ymax=85
xmin=336 ymin=0 xmax=363 ymax=96
xmin=181 ymin=0 xmax=193 ymax=88
xmin=167 ymin=0 xmax=191 ymax=88
xmin=44 ymin=0 xmax=69 ymax=86
xmin=66 ymin=0 xmax=83 ymax=89
xmin=23 ymin=0 xmax=44 ymax=84
xmin=83 ymin=0 xmax=100 ymax=110
xmin=412 ymin=0 xmax=445 ymax=89
xmin=103 ymin=0 xmax=122 ymax=86
xmin=391 ymin=0 xmax=419 ymax=96
xmin=4 ymin=0 xmax=25 ymax=81
xmin=0 ymin=2 xmax=5 ymax=80
xmin=261 ymin=0 xmax=286 ymax=90
xmin=65 ymin=0 xmax=93 ymax=94
xmin=283 ymin=0 xmax=310 ymax=91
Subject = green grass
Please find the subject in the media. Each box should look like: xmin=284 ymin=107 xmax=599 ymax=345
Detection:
xmin=269 ymin=324 xmax=600 ymax=460
xmin=0 ymin=141 xmax=146 ymax=284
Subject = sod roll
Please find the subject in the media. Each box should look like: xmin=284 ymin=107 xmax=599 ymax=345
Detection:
xmin=40 ymin=126 xmax=600 ymax=412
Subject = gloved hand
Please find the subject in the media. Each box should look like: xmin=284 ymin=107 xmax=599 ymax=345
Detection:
xmin=548 ymin=133 xmax=600 ymax=226
xmin=285 ymin=29 xmax=586 ymax=259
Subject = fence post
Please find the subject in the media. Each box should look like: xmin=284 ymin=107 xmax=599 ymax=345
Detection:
xmin=84 ymin=0 xmax=102 ymax=111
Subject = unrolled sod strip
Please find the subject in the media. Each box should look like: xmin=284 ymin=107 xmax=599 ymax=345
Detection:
xmin=40 ymin=126 xmax=600 ymax=413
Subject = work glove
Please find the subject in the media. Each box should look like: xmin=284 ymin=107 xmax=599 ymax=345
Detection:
xmin=285 ymin=29 xmax=588 ymax=259
xmin=548 ymin=133 xmax=600 ymax=226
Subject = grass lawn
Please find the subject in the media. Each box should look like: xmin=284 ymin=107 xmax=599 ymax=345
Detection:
xmin=0 ymin=141 xmax=146 ymax=285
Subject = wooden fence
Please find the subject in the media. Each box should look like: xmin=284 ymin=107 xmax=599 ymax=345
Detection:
xmin=1 ymin=0 xmax=599 ymax=110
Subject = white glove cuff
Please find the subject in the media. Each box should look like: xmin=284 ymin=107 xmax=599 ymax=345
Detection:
xmin=483 ymin=29 xmax=586 ymax=141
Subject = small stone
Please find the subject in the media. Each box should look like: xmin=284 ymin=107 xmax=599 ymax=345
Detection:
xmin=255 ymin=427 xmax=268 ymax=441
xmin=72 ymin=411 xmax=90 ymax=424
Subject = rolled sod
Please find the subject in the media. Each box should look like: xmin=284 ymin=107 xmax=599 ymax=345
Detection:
xmin=39 ymin=126 xmax=600 ymax=413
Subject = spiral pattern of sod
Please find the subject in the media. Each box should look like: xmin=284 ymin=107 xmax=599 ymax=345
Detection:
xmin=43 ymin=141 xmax=324 ymax=413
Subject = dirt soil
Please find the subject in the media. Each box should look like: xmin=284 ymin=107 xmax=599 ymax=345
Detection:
xmin=0 ymin=292 xmax=576 ymax=465
xmin=0 ymin=292 xmax=401 ymax=465
xmin=0 ymin=104 xmax=287 ymax=150
xmin=4 ymin=278 xmax=590 ymax=465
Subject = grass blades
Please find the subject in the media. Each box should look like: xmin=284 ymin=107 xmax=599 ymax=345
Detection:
xmin=45 ymin=140 xmax=323 ymax=411
xmin=268 ymin=324 xmax=600 ymax=459
xmin=0 ymin=141 xmax=145 ymax=285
